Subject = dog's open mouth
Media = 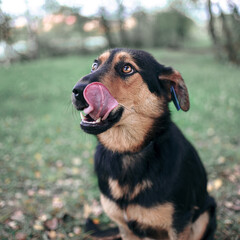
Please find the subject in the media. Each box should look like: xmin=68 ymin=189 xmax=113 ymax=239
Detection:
xmin=79 ymin=82 xmax=123 ymax=134
xmin=80 ymin=111 xmax=103 ymax=125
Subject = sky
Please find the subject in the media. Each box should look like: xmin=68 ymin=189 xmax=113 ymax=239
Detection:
xmin=1 ymin=0 xmax=168 ymax=16
xmin=1 ymin=0 xmax=239 ymax=24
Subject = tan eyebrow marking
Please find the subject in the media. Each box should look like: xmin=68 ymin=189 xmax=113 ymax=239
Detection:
xmin=114 ymin=52 xmax=140 ymax=72
xmin=98 ymin=51 xmax=110 ymax=64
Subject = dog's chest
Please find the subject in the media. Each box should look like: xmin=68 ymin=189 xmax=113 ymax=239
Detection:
xmin=100 ymin=194 xmax=174 ymax=237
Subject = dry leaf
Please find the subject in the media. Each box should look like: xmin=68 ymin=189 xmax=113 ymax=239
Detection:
xmin=8 ymin=221 xmax=18 ymax=229
xmin=35 ymin=171 xmax=41 ymax=178
xmin=72 ymin=157 xmax=82 ymax=166
xmin=91 ymin=200 xmax=103 ymax=216
xmin=217 ymin=156 xmax=225 ymax=164
xmin=33 ymin=223 xmax=44 ymax=231
xmin=15 ymin=232 xmax=27 ymax=240
xmin=93 ymin=218 xmax=100 ymax=225
xmin=47 ymin=231 xmax=57 ymax=239
xmin=44 ymin=218 xmax=58 ymax=230
xmin=52 ymin=196 xmax=63 ymax=209
xmin=224 ymin=200 xmax=240 ymax=211
xmin=34 ymin=153 xmax=42 ymax=161
xmin=207 ymin=178 xmax=223 ymax=192
xmin=83 ymin=203 xmax=92 ymax=218
xmin=73 ymin=226 xmax=81 ymax=235
xmin=214 ymin=179 xmax=223 ymax=189
xmin=11 ymin=210 xmax=25 ymax=222
xmin=38 ymin=214 xmax=48 ymax=222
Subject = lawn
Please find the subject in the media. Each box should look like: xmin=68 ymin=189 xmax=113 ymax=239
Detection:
xmin=0 ymin=49 xmax=240 ymax=239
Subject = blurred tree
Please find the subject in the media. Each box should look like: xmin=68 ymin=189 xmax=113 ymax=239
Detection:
xmin=43 ymin=0 xmax=60 ymax=13
xmin=99 ymin=7 xmax=115 ymax=48
xmin=207 ymin=0 xmax=219 ymax=46
xmin=0 ymin=8 xmax=16 ymax=63
xmin=218 ymin=4 xmax=238 ymax=64
xmin=152 ymin=9 xmax=193 ymax=48
xmin=24 ymin=0 xmax=39 ymax=59
xmin=206 ymin=0 xmax=240 ymax=64
xmin=0 ymin=9 xmax=11 ymax=43
xmin=38 ymin=5 xmax=91 ymax=56
xmin=116 ymin=0 xmax=129 ymax=46
xmin=131 ymin=9 xmax=149 ymax=48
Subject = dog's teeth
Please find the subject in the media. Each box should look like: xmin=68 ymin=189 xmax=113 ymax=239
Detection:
xmin=80 ymin=112 xmax=84 ymax=121
xmin=96 ymin=118 xmax=101 ymax=123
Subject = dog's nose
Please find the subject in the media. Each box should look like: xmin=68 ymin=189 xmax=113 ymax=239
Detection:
xmin=72 ymin=82 xmax=89 ymax=110
xmin=72 ymin=83 xmax=87 ymax=100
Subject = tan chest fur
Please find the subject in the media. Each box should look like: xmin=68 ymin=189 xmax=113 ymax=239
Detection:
xmin=100 ymin=194 xmax=174 ymax=232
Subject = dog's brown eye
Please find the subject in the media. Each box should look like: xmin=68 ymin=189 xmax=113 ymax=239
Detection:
xmin=122 ymin=65 xmax=133 ymax=74
xmin=91 ymin=63 xmax=98 ymax=72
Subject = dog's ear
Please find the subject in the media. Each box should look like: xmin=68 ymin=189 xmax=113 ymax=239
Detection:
xmin=158 ymin=68 xmax=190 ymax=112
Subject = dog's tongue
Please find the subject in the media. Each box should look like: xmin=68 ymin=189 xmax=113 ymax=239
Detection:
xmin=83 ymin=82 xmax=118 ymax=121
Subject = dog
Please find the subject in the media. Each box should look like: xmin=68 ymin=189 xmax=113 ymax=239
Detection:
xmin=72 ymin=48 xmax=216 ymax=240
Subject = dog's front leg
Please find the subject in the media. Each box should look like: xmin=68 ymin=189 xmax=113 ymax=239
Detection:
xmin=118 ymin=225 xmax=142 ymax=240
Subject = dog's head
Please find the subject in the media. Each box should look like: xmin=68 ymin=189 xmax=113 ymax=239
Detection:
xmin=72 ymin=48 xmax=189 ymax=152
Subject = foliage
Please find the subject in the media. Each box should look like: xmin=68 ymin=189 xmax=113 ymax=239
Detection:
xmin=0 ymin=49 xmax=240 ymax=239
xmin=0 ymin=10 xmax=12 ymax=43
xmin=207 ymin=0 xmax=240 ymax=64
xmin=152 ymin=9 xmax=193 ymax=48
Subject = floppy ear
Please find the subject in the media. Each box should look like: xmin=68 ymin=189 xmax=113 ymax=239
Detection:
xmin=159 ymin=69 xmax=190 ymax=112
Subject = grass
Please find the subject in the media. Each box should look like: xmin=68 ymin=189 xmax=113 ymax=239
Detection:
xmin=0 ymin=49 xmax=240 ymax=239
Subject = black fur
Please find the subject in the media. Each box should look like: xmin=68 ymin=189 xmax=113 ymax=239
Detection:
xmin=95 ymin=122 xmax=216 ymax=238
xmin=72 ymin=48 xmax=217 ymax=239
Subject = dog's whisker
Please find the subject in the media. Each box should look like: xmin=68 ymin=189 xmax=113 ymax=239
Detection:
xmin=118 ymin=103 xmax=134 ymax=112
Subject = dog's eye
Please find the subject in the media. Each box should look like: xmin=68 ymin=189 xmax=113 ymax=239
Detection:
xmin=122 ymin=64 xmax=133 ymax=74
xmin=91 ymin=63 xmax=98 ymax=72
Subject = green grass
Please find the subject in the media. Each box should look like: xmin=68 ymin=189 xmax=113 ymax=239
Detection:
xmin=0 ymin=49 xmax=240 ymax=239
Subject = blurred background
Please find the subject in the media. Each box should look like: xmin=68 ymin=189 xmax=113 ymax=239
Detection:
xmin=0 ymin=0 xmax=240 ymax=239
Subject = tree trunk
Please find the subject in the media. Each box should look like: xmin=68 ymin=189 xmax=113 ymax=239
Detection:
xmin=206 ymin=0 xmax=220 ymax=58
xmin=116 ymin=0 xmax=128 ymax=47
xmin=99 ymin=8 xmax=115 ymax=48
xmin=25 ymin=0 xmax=39 ymax=59
xmin=218 ymin=5 xmax=238 ymax=64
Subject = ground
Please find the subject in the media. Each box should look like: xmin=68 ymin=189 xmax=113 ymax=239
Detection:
xmin=0 ymin=49 xmax=240 ymax=240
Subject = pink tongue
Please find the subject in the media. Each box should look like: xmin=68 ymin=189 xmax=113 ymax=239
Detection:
xmin=83 ymin=82 xmax=118 ymax=121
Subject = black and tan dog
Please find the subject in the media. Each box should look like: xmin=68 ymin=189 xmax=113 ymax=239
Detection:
xmin=72 ymin=48 xmax=216 ymax=240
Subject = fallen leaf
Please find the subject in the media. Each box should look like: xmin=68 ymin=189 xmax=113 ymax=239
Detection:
xmin=52 ymin=196 xmax=63 ymax=209
xmin=7 ymin=221 xmax=18 ymax=229
xmin=35 ymin=171 xmax=41 ymax=178
xmin=33 ymin=223 xmax=44 ymax=231
xmin=224 ymin=200 xmax=240 ymax=211
xmin=217 ymin=156 xmax=225 ymax=164
xmin=57 ymin=233 xmax=66 ymax=239
xmin=56 ymin=160 xmax=63 ymax=168
xmin=93 ymin=218 xmax=100 ymax=225
xmin=15 ymin=232 xmax=27 ymax=240
xmin=83 ymin=203 xmax=92 ymax=218
xmin=68 ymin=232 xmax=74 ymax=237
xmin=27 ymin=189 xmax=35 ymax=196
xmin=207 ymin=128 xmax=215 ymax=136
xmin=38 ymin=213 xmax=48 ymax=222
xmin=11 ymin=210 xmax=25 ymax=222
xmin=47 ymin=231 xmax=57 ymax=239
xmin=72 ymin=157 xmax=82 ymax=166
xmin=34 ymin=153 xmax=42 ymax=161
xmin=207 ymin=178 xmax=223 ymax=192
xmin=45 ymin=138 xmax=51 ymax=144
xmin=91 ymin=200 xmax=103 ymax=216
xmin=214 ymin=179 xmax=223 ymax=189
xmin=73 ymin=226 xmax=81 ymax=235
xmin=44 ymin=218 xmax=58 ymax=230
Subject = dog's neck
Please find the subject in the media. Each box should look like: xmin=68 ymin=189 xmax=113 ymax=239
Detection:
xmin=97 ymin=111 xmax=171 ymax=153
